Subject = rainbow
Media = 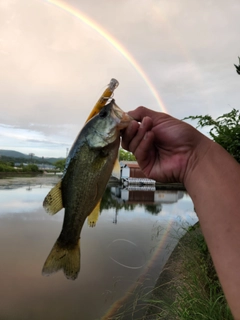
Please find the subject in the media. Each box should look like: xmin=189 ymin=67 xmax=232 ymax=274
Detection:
xmin=44 ymin=0 xmax=168 ymax=113
xmin=102 ymin=220 xmax=175 ymax=319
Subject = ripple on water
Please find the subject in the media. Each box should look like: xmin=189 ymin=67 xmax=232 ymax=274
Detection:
xmin=108 ymin=239 xmax=146 ymax=269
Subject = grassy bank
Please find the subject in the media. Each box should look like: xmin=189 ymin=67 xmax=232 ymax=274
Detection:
xmin=144 ymin=223 xmax=233 ymax=320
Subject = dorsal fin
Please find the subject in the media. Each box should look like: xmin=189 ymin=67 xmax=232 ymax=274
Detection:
xmin=43 ymin=180 xmax=63 ymax=215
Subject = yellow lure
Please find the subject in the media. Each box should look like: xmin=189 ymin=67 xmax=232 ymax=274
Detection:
xmin=85 ymin=78 xmax=119 ymax=123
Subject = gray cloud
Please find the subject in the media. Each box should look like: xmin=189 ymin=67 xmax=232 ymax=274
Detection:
xmin=1 ymin=0 xmax=240 ymax=156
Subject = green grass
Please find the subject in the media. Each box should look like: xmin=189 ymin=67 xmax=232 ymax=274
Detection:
xmin=144 ymin=224 xmax=233 ymax=320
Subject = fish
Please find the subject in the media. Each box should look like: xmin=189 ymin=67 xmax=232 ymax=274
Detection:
xmin=85 ymin=78 xmax=121 ymax=180
xmin=42 ymin=100 xmax=132 ymax=280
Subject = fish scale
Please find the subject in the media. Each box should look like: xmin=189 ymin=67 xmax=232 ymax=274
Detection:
xmin=42 ymin=100 xmax=132 ymax=280
xmin=60 ymin=141 xmax=119 ymax=243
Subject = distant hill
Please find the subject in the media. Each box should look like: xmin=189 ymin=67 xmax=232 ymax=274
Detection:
xmin=0 ymin=149 xmax=64 ymax=164
xmin=0 ymin=150 xmax=30 ymax=159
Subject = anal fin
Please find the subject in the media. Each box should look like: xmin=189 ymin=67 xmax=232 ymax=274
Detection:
xmin=87 ymin=200 xmax=101 ymax=227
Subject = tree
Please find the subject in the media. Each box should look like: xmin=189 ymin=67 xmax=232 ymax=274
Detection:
xmin=0 ymin=161 xmax=15 ymax=172
xmin=54 ymin=159 xmax=66 ymax=171
xmin=184 ymin=108 xmax=240 ymax=162
xmin=119 ymin=148 xmax=136 ymax=161
xmin=22 ymin=164 xmax=39 ymax=172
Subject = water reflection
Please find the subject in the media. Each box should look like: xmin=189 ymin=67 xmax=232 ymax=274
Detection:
xmin=0 ymin=177 xmax=197 ymax=320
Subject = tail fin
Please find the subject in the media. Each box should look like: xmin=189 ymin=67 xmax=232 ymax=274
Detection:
xmin=42 ymin=240 xmax=80 ymax=280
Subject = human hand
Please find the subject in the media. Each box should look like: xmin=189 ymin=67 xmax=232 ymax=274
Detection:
xmin=121 ymin=106 xmax=212 ymax=184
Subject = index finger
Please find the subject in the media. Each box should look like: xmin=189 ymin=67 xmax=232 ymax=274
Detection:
xmin=128 ymin=106 xmax=164 ymax=124
xmin=121 ymin=120 xmax=139 ymax=151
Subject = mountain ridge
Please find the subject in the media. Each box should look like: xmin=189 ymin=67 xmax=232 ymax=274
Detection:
xmin=0 ymin=149 xmax=64 ymax=164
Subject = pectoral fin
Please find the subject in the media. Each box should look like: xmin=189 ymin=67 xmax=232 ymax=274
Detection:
xmin=111 ymin=158 xmax=121 ymax=180
xmin=87 ymin=200 xmax=101 ymax=227
xmin=43 ymin=180 xmax=63 ymax=215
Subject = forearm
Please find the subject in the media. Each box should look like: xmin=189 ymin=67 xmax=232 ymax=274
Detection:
xmin=185 ymin=139 xmax=240 ymax=319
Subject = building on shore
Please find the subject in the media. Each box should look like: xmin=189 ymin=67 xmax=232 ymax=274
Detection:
xmin=120 ymin=161 xmax=155 ymax=185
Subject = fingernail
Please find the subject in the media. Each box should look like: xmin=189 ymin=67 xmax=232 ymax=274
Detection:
xmin=140 ymin=117 xmax=146 ymax=128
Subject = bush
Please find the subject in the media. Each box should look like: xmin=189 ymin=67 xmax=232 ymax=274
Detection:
xmin=184 ymin=108 xmax=240 ymax=162
xmin=22 ymin=164 xmax=39 ymax=172
xmin=0 ymin=162 xmax=15 ymax=172
xmin=54 ymin=159 xmax=66 ymax=171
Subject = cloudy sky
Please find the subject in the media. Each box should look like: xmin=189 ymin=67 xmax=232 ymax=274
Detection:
xmin=1 ymin=0 xmax=240 ymax=158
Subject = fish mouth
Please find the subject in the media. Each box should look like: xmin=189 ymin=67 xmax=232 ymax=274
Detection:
xmin=111 ymin=100 xmax=133 ymax=129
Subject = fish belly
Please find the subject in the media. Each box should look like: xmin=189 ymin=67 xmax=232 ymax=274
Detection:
xmin=59 ymin=140 xmax=119 ymax=245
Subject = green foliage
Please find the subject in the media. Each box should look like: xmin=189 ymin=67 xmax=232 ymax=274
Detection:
xmin=185 ymin=108 xmax=240 ymax=162
xmin=54 ymin=159 xmax=66 ymax=171
xmin=0 ymin=161 xmax=39 ymax=172
xmin=0 ymin=161 xmax=15 ymax=172
xmin=144 ymin=225 xmax=233 ymax=320
xmin=22 ymin=164 xmax=39 ymax=172
xmin=119 ymin=148 xmax=136 ymax=161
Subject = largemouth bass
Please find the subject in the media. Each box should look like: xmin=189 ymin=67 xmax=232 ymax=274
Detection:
xmin=42 ymin=100 xmax=131 ymax=280
xmin=85 ymin=78 xmax=121 ymax=181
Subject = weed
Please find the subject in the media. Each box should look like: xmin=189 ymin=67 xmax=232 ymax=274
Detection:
xmin=144 ymin=224 xmax=233 ymax=320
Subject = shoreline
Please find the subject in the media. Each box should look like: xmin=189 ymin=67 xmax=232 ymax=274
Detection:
xmin=0 ymin=173 xmax=185 ymax=190
xmin=0 ymin=175 xmax=60 ymax=188
xmin=144 ymin=225 xmax=201 ymax=320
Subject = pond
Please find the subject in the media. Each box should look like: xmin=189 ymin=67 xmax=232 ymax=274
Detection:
xmin=0 ymin=176 xmax=197 ymax=320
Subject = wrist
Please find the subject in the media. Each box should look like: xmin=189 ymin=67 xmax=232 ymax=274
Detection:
xmin=183 ymin=134 xmax=214 ymax=189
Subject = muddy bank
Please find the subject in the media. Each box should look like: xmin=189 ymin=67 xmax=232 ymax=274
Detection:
xmin=0 ymin=175 xmax=60 ymax=188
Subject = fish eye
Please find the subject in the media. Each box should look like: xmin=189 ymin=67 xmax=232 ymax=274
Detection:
xmin=99 ymin=109 xmax=108 ymax=118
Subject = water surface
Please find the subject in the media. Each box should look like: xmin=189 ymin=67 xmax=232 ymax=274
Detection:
xmin=0 ymin=177 xmax=197 ymax=319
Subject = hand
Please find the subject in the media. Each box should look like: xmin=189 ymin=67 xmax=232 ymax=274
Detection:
xmin=121 ymin=106 xmax=212 ymax=184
